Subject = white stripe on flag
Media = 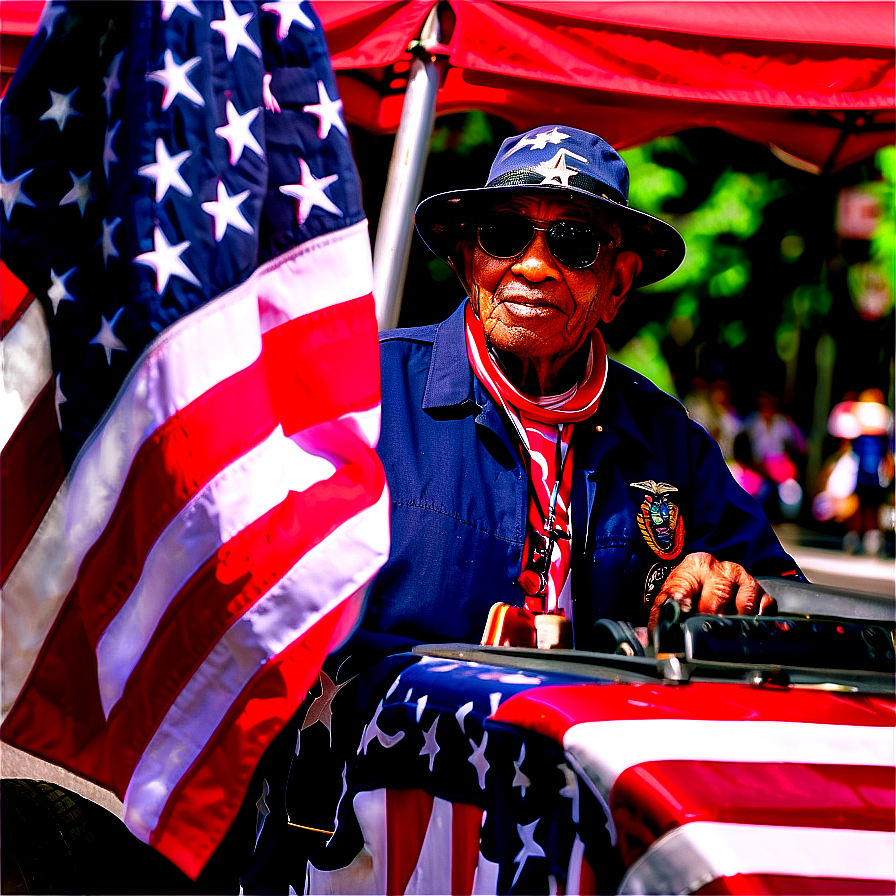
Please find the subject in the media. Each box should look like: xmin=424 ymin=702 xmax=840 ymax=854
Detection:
xmin=123 ymin=486 xmax=389 ymax=841
xmin=1 ymin=296 xmax=51 ymax=451
xmin=563 ymin=719 xmax=895 ymax=800
xmin=256 ymin=220 xmax=373 ymax=333
xmin=404 ymin=796 xmax=454 ymax=895
xmin=95 ymin=424 xmax=339 ymax=717
xmin=617 ymin=821 xmax=895 ymax=895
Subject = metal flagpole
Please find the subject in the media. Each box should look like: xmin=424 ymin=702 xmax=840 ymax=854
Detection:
xmin=372 ymin=4 xmax=450 ymax=331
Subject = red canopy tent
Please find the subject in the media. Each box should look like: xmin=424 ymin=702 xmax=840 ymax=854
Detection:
xmin=314 ymin=1 xmax=894 ymax=174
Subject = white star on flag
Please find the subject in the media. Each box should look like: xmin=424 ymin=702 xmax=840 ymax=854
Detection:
xmin=1 ymin=167 xmax=35 ymax=219
xmin=512 ymin=743 xmax=531 ymax=797
xmin=147 ymin=50 xmax=205 ymax=111
xmin=358 ymin=700 xmax=405 ymax=755
xmin=39 ymin=88 xmax=82 ymax=132
xmin=201 ymin=180 xmax=254 ymax=242
xmin=160 ymin=0 xmax=201 ymax=21
xmin=215 ymin=101 xmax=263 ymax=165
xmin=262 ymin=1 xmax=315 ymax=39
xmin=303 ymin=80 xmax=347 ymax=140
xmin=54 ymin=373 xmax=66 ymax=430
xmin=59 ymin=170 xmax=93 ymax=217
xmin=415 ymin=694 xmax=428 ymax=723
xmin=103 ymin=121 xmax=120 ymax=181
xmin=134 ymin=225 xmax=200 ymax=294
xmin=211 ymin=0 xmax=262 ymax=61
xmin=89 ymin=308 xmax=128 ymax=365
xmin=300 ymin=669 xmax=355 ymax=747
xmin=502 ymin=127 xmax=571 ymax=159
xmin=455 ymin=700 xmax=473 ymax=734
xmin=102 ymin=51 xmax=124 ymax=119
xmin=534 ymin=148 xmax=587 ymax=187
xmin=139 ymin=139 xmax=192 ymax=203
xmin=100 ymin=217 xmax=122 ymax=268
xmin=254 ymin=778 xmax=270 ymax=848
xmin=280 ymin=158 xmax=341 ymax=225
xmin=47 ymin=267 xmax=75 ymax=314
xmin=419 ymin=716 xmax=440 ymax=771
xmin=558 ymin=763 xmax=580 ymax=823
xmin=467 ymin=730 xmax=489 ymax=789
xmin=512 ymin=819 xmax=546 ymax=888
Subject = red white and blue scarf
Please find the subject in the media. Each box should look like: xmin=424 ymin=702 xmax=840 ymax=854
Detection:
xmin=465 ymin=302 xmax=607 ymax=615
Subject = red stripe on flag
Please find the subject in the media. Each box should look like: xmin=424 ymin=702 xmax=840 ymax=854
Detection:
xmin=76 ymin=355 xmax=278 ymax=647
xmin=451 ymin=802 xmax=483 ymax=895
xmin=386 ymin=788 xmax=435 ymax=896
xmin=612 ymin=761 xmax=895 ymax=868
xmin=695 ymin=873 xmax=896 ymax=895
xmin=0 ymin=260 xmax=33 ymax=337
xmin=104 ymin=457 xmax=386 ymax=791
xmin=149 ymin=593 xmax=362 ymax=880
xmin=264 ymin=295 xmax=381 ymax=437
xmin=493 ymin=684 xmax=896 ymax=741
xmin=1 ymin=377 xmax=65 ymax=583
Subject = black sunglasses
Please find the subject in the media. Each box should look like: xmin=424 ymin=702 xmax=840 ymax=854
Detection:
xmin=476 ymin=210 xmax=615 ymax=270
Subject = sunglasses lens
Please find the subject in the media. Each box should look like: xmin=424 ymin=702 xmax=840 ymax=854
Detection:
xmin=477 ymin=212 xmax=534 ymax=259
xmin=547 ymin=221 xmax=603 ymax=269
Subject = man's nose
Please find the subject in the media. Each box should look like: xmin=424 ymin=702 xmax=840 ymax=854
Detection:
xmin=511 ymin=231 xmax=561 ymax=281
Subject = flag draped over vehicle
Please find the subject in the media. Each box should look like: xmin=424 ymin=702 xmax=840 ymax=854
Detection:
xmin=0 ymin=0 xmax=388 ymax=879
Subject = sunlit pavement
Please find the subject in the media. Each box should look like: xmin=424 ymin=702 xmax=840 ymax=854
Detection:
xmin=775 ymin=524 xmax=895 ymax=598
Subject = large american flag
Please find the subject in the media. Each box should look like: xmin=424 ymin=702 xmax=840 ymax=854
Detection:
xmin=0 ymin=0 xmax=388 ymax=879
xmin=290 ymin=650 xmax=895 ymax=895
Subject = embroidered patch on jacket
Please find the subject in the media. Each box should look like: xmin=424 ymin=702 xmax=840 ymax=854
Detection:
xmin=629 ymin=479 xmax=685 ymax=560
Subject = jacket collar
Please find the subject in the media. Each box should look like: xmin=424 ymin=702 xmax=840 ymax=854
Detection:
xmin=421 ymin=299 xmax=654 ymax=455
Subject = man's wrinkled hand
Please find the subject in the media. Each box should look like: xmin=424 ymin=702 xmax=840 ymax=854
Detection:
xmin=648 ymin=552 xmax=776 ymax=632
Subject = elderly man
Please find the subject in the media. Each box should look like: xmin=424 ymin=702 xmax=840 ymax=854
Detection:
xmin=364 ymin=125 xmax=801 ymax=650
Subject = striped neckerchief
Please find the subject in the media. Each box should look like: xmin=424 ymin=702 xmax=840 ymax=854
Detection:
xmin=465 ymin=302 xmax=607 ymax=615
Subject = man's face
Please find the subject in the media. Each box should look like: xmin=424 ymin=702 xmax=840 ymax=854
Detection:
xmin=457 ymin=194 xmax=637 ymax=368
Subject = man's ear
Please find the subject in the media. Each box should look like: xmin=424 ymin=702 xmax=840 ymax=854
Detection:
xmin=601 ymin=249 xmax=642 ymax=323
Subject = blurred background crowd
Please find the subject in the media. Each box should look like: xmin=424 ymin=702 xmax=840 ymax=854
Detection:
xmin=351 ymin=113 xmax=895 ymax=558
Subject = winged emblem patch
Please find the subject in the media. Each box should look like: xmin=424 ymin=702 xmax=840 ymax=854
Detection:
xmin=629 ymin=480 xmax=685 ymax=560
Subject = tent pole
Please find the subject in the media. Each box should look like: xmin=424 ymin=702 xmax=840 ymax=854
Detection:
xmin=372 ymin=5 xmax=448 ymax=331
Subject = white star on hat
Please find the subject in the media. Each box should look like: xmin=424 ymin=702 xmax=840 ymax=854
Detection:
xmin=262 ymin=0 xmax=314 ymax=39
xmin=100 ymin=216 xmax=122 ymax=268
xmin=139 ymin=138 xmax=192 ymax=203
xmin=215 ymin=101 xmax=263 ymax=165
xmin=533 ymin=148 xmax=586 ymax=187
xmin=419 ymin=716 xmax=440 ymax=771
xmin=280 ymin=158 xmax=341 ymax=224
xmin=89 ymin=308 xmax=128 ymax=365
xmin=1 ymin=166 xmax=35 ymax=219
xmin=134 ymin=225 xmax=200 ymax=294
xmin=211 ymin=0 xmax=262 ymax=61
xmin=147 ymin=50 xmax=204 ymax=111
xmin=59 ymin=170 xmax=93 ymax=216
xmin=201 ymin=180 xmax=254 ymax=242
xmin=502 ymin=126 xmax=571 ymax=159
xmin=47 ymin=267 xmax=75 ymax=314
xmin=512 ymin=819 xmax=546 ymax=889
xmin=39 ymin=88 xmax=82 ymax=132
xmin=467 ymin=730 xmax=489 ymax=789
xmin=303 ymin=80 xmax=347 ymax=140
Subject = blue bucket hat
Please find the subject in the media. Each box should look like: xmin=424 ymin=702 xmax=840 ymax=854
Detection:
xmin=415 ymin=125 xmax=686 ymax=288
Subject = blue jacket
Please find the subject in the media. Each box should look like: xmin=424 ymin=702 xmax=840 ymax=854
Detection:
xmin=364 ymin=301 xmax=801 ymax=647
